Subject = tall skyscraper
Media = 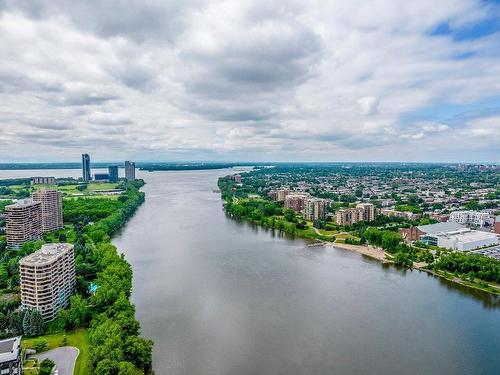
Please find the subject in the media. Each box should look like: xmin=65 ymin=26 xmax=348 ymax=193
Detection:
xmin=108 ymin=165 xmax=119 ymax=183
xmin=125 ymin=161 xmax=136 ymax=181
xmin=19 ymin=243 xmax=75 ymax=321
xmin=32 ymin=189 xmax=63 ymax=232
xmin=82 ymin=154 xmax=91 ymax=182
xmin=5 ymin=200 xmax=42 ymax=249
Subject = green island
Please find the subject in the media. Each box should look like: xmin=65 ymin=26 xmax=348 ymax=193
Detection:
xmin=0 ymin=179 xmax=152 ymax=374
xmin=218 ymin=173 xmax=500 ymax=296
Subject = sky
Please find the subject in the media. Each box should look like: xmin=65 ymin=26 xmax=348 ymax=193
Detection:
xmin=0 ymin=0 xmax=499 ymax=163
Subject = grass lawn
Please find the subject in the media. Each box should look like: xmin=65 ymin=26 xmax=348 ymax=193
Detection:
xmin=22 ymin=329 xmax=90 ymax=375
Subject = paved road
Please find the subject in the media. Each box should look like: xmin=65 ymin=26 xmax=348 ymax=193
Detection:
xmin=33 ymin=347 xmax=79 ymax=375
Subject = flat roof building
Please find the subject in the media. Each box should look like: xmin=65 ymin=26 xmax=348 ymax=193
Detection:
xmin=20 ymin=243 xmax=75 ymax=321
xmin=108 ymin=166 xmax=119 ymax=183
xmin=336 ymin=203 xmax=375 ymax=226
xmin=304 ymin=198 xmax=328 ymax=221
xmin=32 ymin=189 xmax=63 ymax=232
xmin=429 ymin=229 xmax=499 ymax=251
xmin=0 ymin=336 xmax=21 ymax=375
xmin=125 ymin=161 xmax=136 ymax=181
xmin=448 ymin=210 xmax=491 ymax=227
xmin=31 ymin=176 xmax=56 ymax=185
xmin=5 ymin=200 xmax=42 ymax=249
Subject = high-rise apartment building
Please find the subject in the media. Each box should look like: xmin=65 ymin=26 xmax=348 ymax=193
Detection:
xmin=356 ymin=203 xmax=376 ymax=222
xmin=108 ymin=166 xmax=119 ymax=183
xmin=336 ymin=203 xmax=375 ymax=226
xmin=5 ymin=200 xmax=42 ymax=249
xmin=303 ymin=198 xmax=328 ymax=221
xmin=19 ymin=243 xmax=75 ymax=321
xmin=125 ymin=161 xmax=136 ymax=181
xmin=82 ymin=154 xmax=91 ymax=182
xmin=32 ymin=189 xmax=63 ymax=232
xmin=284 ymin=193 xmax=309 ymax=212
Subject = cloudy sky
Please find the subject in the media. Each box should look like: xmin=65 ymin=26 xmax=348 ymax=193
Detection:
xmin=0 ymin=0 xmax=499 ymax=162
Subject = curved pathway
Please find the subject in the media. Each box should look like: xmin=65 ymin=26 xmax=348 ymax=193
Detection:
xmin=33 ymin=347 xmax=79 ymax=375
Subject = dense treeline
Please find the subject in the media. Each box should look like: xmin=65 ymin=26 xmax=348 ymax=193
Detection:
xmin=431 ymin=252 xmax=500 ymax=283
xmin=63 ymin=198 xmax=123 ymax=223
xmin=361 ymin=227 xmax=433 ymax=267
xmin=63 ymin=180 xmax=153 ymax=374
xmin=1 ymin=180 xmax=152 ymax=373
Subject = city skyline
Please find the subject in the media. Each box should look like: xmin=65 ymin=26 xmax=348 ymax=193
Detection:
xmin=0 ymin=1 xmax=499 ymax=163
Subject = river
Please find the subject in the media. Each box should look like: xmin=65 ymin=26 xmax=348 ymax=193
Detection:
xmin=1 ymin=168 xmax=499 ymax=374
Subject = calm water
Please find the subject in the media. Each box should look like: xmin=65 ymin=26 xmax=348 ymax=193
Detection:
xmin=1 ymin=169 xmax=499 ymax=374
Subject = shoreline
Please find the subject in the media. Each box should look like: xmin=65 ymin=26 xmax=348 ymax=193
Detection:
xmin=323 ymin=242 xmax=392 ymax=263
xmin=319 ymin=240 xmax=500 ymax=296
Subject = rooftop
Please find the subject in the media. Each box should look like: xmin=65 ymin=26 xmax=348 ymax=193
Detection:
xmin=20 ymin=243 xmax=73 ymax=266
xmin=417 ymin=222 xmax=465 ymax=234
xmin=434 ymin=229 xmax=499 ymax=242
xmin=6 ymin=199 xmax=39 ymax=209
xmin=0 ymin=336 xmax=21 ymax=364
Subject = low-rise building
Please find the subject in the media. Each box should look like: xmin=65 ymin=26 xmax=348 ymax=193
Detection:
xmin=380 ymin=208 xmax=421 ymax=220
xmin=400 ymin=221 xmax=465 ymax=242
xmin=494 ymin=216 xmax=500 ymax=235
xmin=428 ymin=229 xmax=499 ymax=251
xmin=19 ymin=243 xmax=75 ymax=321
xmin=94 ymin=173 xmax=109 ymax=181
xmin=0 ymin=336 xmax=22 ymax=374
xmin=5 ymin=200 xmax=42 ymax=249
xmin=448 ymin=210 xmax=491 ymax=227
xmin=31 ymin=176 xmax=56 ymax=185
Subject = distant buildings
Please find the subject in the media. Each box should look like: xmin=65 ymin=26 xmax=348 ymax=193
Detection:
xmin=31 ymin=176 xmax=56 ymax=185
xmin=380 ymin=208 xmax=421 ymax=220
xmin=303 ymin=198 xmax=328 ymax=221
xmin=284 ymin=193 xmax=309 ymax=212
xmin=335 ymin=203 xmax=375 ymax=226
xmin=5 ymin=200 xmax=42 ymax=249
xmin=32 ymin=189 xmax=63 ymax=232
xmin=94 ymin=173 xmax=109 ymax=181
xmin=448 ymin=210 xmax=491 ymax=227
xmin=19 ymin=243 xmax=75 ymax=321
xmin=234 ymin=174 xmax=242 ymax=184
xmin=82 ymin=154 xmax=91 ymax=182
xmin=268 ymin=189 xmax=289 ymax=202
xmin=125 ymin=161 xmax=136 ymax=181
xmin=0 ymin=336 xmax=22 ymax=374
xmin=108 ymin=166 xmax=119 ymax=183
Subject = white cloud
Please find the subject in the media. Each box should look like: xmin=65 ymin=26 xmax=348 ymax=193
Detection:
xmin=0 ymin=0 xmax=499 ymax=162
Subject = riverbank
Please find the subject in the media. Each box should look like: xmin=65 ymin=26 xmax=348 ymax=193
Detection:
xmin=319 ymin=239 xmax=500 ymax=296
xmin=323 ymin=242 xmax=392 ymax=263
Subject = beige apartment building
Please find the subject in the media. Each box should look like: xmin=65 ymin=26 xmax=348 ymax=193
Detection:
xmin=32 ymin=189 xmax=63 ymax=232
xmin=304 ymin=198 xmax=328 ymax=221
xmin=336 ymin=203 xmax=376 ymax=226
xmin=285 ymin=193 xmax=309 ymax=212
xmin=5 ymin=200 xmax=42 ymax=249
xmin=19 ymin=243 xmax=75 ymax=321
